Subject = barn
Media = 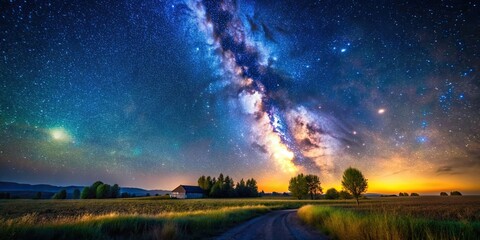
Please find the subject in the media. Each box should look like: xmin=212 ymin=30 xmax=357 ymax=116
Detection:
xmin=171 ymin=185 xmax=204 ymax=199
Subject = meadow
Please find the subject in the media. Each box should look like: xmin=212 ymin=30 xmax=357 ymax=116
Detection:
xmin=297 ymin=196 xmax=480 ymax=240
xmin=1 ymin=196 xmax=479 ymax=239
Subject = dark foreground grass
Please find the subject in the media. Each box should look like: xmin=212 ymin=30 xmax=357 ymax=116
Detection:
xmin=0 ymin=205 xmax=270 ymax=240
xmin=298 ymin=205 xmax=480 ymax=240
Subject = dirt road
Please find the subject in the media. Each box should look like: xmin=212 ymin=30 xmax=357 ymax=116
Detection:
xmin=216 ymin=209 xmax=329 ymax=240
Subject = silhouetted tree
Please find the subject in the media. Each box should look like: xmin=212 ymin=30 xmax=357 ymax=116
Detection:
xmin=342 ymin=167 xmax=368 ymax=205
xmin=403 ymin=192 xmax=409 ymax=196
xmin=34 ymin=191 xmax=42 ymax=199
xmin=450 ymin=191 xmax=462 ymax=196
xmin=410 ymin=193 xmax=419 ymax=196
xmin=325 ymin=188 xmax=339 ymax=199
xmin=236 ymin=179 xmax=247 ymax=197
xmin=289 ymin=173 xmax=308 ymax=199
xmin=440 ymin=192 xmax=448 ymax=196
xmin=88 ymin=181 xmax=104 ymax=198
xmin=52 ymin=189 xmax=67 ymax=199
xmin=96 ymin=184 xmax=111 ymax=199
xmin=399 ymin=192 xmax=404 ymax=196
xmin=73 ymin=189 xmax=80 ymax=199
xmin=110 ymin=184 xmax=120 ymax=198
xmin=305 ymin=174 xmax=322 ymax=199
xmin=246 ymin=178 xmax=258 ymax=197
xmin=81 ymin=187 xmax=91 ymax=199
xmin=210 ymin=181 xmax=222 ymax=197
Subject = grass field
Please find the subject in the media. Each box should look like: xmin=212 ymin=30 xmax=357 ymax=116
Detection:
xmin=1 ymin=196 xmax=479 ymax=239
xmin=296 ymin=196 xmax=480 ymax=240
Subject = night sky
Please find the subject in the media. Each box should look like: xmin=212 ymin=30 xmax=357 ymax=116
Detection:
xmin=1 ymin=0 xmax=479 ymax=194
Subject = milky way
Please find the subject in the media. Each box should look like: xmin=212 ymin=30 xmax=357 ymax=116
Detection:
xmin=186 ymin=0 xmax=349 ymax=174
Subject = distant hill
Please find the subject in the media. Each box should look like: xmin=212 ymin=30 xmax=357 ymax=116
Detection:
xmin=0 ymin=181 xmax=171 ymax=199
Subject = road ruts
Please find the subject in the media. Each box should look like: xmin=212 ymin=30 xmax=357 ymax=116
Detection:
xmin=216 ymin=209 xmax=329 ymax=240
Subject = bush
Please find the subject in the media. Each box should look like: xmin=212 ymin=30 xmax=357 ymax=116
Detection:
xmin=325 ymin=188 xmax=339 ymax=199
xmin=440 ymin=192 xmax=448 ymax=196
xmin=410 ymin=193 xmax=419 ymax=196
xmin=450 ymin=191 xmax=462 ymax=196
xmin=339 ymin=190 xmax=352 ymax=199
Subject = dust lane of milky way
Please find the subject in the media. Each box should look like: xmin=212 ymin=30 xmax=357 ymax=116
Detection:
xmin=187 ymin=0 xmax=348 ymax=175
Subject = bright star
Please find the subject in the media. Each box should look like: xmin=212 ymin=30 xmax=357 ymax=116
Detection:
xmin=378 ymin=108 xmax=386 ymax=114
xmin=49 ymin=128 xmax=71 ymax=142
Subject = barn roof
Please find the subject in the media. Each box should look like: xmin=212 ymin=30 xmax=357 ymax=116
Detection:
xmin=172 ymin=185 xmax=204 ymax=194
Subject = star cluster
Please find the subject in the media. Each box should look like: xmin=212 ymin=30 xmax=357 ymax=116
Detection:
xmin=0 ymin=0 xmax=479 ymax=193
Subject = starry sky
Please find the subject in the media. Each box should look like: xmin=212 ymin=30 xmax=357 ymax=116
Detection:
xmin=1 ymin=0 xmax=479 ymax=194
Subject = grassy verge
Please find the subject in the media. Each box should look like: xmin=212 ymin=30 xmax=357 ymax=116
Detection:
xmin=298 ymin=205 xmax=480 ymax=240
xmin=0 ymin=205 xmax=270 ymax=240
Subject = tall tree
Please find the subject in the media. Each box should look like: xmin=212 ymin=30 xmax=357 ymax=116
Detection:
xmin=246 ymin=178 xmax=258 ymax=197
xmin=110 ymin=184 xmax=120 ymax=198
xmin=305 ymin=174 xmax=322 ymax=199
xmin=341 ymin=167 xmax=368 ymax=205
xmin=288 ymin=174 xmax=308 ymax=199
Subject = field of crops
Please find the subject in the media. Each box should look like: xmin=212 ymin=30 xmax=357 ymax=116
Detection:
xmin=1 ymin=196 xmax=479 ymax=239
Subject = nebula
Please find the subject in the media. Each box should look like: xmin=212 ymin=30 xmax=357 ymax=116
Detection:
xmin=185 ymin=0 xmax=346 ymax=174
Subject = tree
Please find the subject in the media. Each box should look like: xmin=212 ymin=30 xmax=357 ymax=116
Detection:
xmin=440 ymin=192 xmax=448 ymax=196
xmin=341 ymin=167 xmax=368 ymax=205
xmin=73 ymin=189 xmax=80 ymax=199
xmin=450 ymin=191 xmax=462 ymax=196
xmin=110 ymin=184 xmax=120 ymax=198
xmin=53 ymin=189 xmax=67 ymax=199
xmin=81 ymin=187 xmax=91 ymax=199
xmin=305 ymin=174 xmax=322 ymax=199
xmin=246 ymin=178 xmax=258 ymax=197
xmin=325 ymin=188 xmax=339 ymax=199
xmin=403 ymin=192 xmax=409 ymax=196
xmin=210 ymin=181 xmax=222 ymax=198
xmin=399 ymin=192 xmax=404 ymax=196
xmin=289 ymin=174 xmax=308 ymax=199
xmin=236 ymin=179 xmax=247 ymax=197
xmin=410 ymin=193 xmax=419 ymax=196
xmin=96 ymin=184 xmax=111 ymax=199
xmin=34 ymin=191 xmax=42 ymax=200
xmin=224 ymin=176 xmax=235 ymax=197
xmin=89 ymin=181 xmax=104 ymax=198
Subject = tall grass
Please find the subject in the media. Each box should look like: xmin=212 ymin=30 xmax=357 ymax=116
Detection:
xmin=298 ymin=205 xmax=480 ymax=240
xmin=0 ymin=205 xmax=270 ymax=240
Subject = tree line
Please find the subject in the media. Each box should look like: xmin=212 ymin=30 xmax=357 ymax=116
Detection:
xmin=80 ymin=181 xmax=120 ymax=199
xmin=198 ymin=173 xmax=258 ymax=198
xmin=289 ymin=167 xmax=368 ymax=205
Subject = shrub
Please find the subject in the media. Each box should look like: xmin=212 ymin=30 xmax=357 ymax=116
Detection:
xmin=325 ymin=188 xmax=339 ymax=199
xmin=440 ymin=192 xmax=448 ymax=196
xmin=450 ymin=191 xmax=462 ymax=196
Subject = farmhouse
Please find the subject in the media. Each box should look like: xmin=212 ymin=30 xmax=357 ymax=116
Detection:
xmin=171 ymin=185 xmax=204 ymax=199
